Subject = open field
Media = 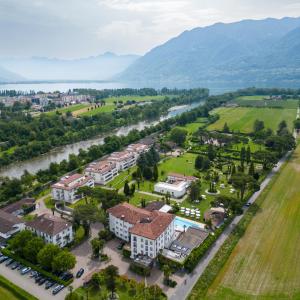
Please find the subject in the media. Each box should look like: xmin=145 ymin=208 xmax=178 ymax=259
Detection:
xmin=46 ymin=103 xmax=89 ymax=115
xmin=208 ymin=107 xmax=296 ymax=133
xmin=0 ymin=286 xmax=19 ymax=300
xmin=175 ymin=117 xmax=208 ymax=134
xmin=203 ymin=145 xmax=300 ymax=300
xmin=236 ymin=95 xmax=267 ymax=101
xmin=79 ymin=95 xmax=166 ymax=117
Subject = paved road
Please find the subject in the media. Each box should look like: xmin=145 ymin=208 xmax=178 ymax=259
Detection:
xmin=170 ymin=151 xmax=291 ymax=300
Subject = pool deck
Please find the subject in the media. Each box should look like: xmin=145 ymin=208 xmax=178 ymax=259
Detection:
xmin=175 ymin=216 xmax=206 ymax=230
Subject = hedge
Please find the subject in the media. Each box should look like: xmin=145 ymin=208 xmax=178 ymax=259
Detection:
xmin=122 ymin=248 xmax=131 ymax=259
xmin=2 ymin=249 xmax=72 ymax=286
xmin=157 ymin=253 xmax=183 ymax=272
xmin=129 ymin=262 xmax=151 ymax=277
xmin=0 ymin=274 xmax=38 ymax=300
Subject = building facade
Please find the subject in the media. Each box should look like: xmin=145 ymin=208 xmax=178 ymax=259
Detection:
xmin=25 ymin=214 xmax=73 ymax=247
xmin=108 ymin=203 xmax=175 ymax=259
xmin=107 ymin=151 xmax=136 ymax=171
xmin=51 ymin=173 xmax=94 ymax=203
xmin=84 ymin=160 xmax=118 ymax=185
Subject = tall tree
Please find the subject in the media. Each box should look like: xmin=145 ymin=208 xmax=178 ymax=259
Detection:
xmin=52 ymin=251 xmax=76 ymax=272
xmin=104 ymin=265 xmax=119 ymax=299
xmin=123 ymin=181 xmax=130 ymax=196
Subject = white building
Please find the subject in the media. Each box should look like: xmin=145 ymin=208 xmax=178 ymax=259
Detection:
xmin=0 ymin=211 xmax=25 ymax=242
xmin=51 ymin=173 xmax=94 ymax=203
xmin=84 ymin=160 xmax=118 ymax=185
xmin=108 ymin=203 xmax=175 ymax=259
xmin=26 ymin=214 xmax=73 ymax=247
xmin=154 ymin=173 xmax=197 ymax=199
xmin=107 ymin=151 xmax=136 ymax=171
xmin=126 ymin=143 xmax=150 ymax=156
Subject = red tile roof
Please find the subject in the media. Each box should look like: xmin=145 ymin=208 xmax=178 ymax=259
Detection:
xmin=51 ymin=174 xmax=93 ymax=191
xmin=108 ymin=203 xmax=174 ymax=240
xmin=168 ymin=173 xmax=197 ymax=182
xmin=85 ymin=160 xmax=116 ymax=174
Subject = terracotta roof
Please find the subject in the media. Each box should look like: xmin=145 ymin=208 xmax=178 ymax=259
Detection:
xmin=129 ymin=211 xmax=175 ymax=240
xmin=51 ymin=174 xmax=93 ymax=191
xmin=0 ymin=210 xmax=23 ymax=234
xmin=107 ymin=203 xmax=151 ymax=224
xmin=85 ymin=160 xmax=116 ymax=174
xmin=26 ymin=214 xmax=71 ymax=236
xmin=1 ymin=198 xmax=35 ymax=215
xmin=126 ymin=143 xmax=149 ymax=152
xmin=204 ymin=208 xmax=225 ymax=228
xmin=108 ymin=203 xmax=174 ymax=240
xmin=107 ymin=151 xmax=135 ymax=162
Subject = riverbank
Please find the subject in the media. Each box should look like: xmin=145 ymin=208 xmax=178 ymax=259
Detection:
xmin=0 ymin=102 xmax=203 ymax=178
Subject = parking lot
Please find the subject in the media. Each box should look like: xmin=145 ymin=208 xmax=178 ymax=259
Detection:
xmin=0 ymin=260 xmax=68 ymax=300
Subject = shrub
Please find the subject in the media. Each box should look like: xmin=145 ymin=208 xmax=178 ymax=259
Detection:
xmin=129 ymin=262 xmax=151 ymax=277
xmin=163 ymin=278 xmax=177 ymax=288
xmin=122 ymin=248 xmax=131 ymax=259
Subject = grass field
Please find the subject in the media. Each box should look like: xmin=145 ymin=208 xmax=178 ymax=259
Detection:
xmin=46 ymin=103 xmax=89 ymax=115
xmin=208 ymin=107 xmax=296 ymax=133
xmin=175 ymin=117 xmax=208 ymax=134
xmin=204 ymin=145 xmax=300 ymax=300
xmin=0 ymin=286 xmax=19 ymax=300
xmin=79 ymin=95 xmax=166 ymax=117
xmin=236 ymin=95 xmax=267 ymax=101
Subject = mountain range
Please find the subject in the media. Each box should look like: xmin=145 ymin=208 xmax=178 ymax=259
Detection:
xmin=0 ymin=52 xmax=139 ymax=82
xmin=118 ymin=17 xmax=300 ymax=89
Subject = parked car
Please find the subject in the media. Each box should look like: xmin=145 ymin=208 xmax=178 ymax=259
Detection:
xmin=30 ymin=271 xmax=39 ymax=278
xmin=60 ymin=272 xmax=73 ymax=281
xmin=38 ymin=277 xmax=47 ymax=285
xmin=76 ymin=268 xmax=84 ymax=278
xmin=11 ymin=262 xmax=20 ymax=270
xmin=35 ymin=275 xmax=43 ymax=283
xmin=52 ymin=285 xmax=64 ymax=295
xmin=45 ymin=281 xmax=55 ymax=289
xmin=245 ymin=202 xmax=251 ymax=207
xmin=17 ymin=264 xmax=24 ymax=270
xmin=0 ymin=256 xmax=8 ymax=263
xmin=21 ymin=267 xmax=31 ymax=275
xmin=117 ymin=242 xmax=126 ymax=250
xmin=5 ymin=258 xmax=14 ymax=266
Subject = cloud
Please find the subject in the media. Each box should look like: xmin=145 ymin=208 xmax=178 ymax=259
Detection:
xmin=0 ymin=0 xmax=299 ymax=58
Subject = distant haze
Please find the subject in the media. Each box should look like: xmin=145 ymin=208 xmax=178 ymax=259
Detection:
xmin=0 ymin=53 xmax=139 ymax=81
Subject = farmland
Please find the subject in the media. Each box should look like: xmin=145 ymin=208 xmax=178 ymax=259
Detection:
xmin=202 ymin=145 xmax=300 ymax=300
xmin=207 ymin=107 xmax=296 ymax=133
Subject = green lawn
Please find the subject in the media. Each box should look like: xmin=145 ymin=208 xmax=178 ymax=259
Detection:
xmin=235 ymin=98 xmax=299 ymax=109
xmin=80 ymin=95 xmax=166 ymax=117
xmin=129 ymin=192 xmax=161 ymax=207
xmin=201 ymin=145 xmax=300 ymax=300
xmin=236 ymin=95 xmax=267 ymax=101
xmin=46 ymin=103 xmax=89 ymax=115
xmin=175 ymin=118 xmax=208 ymax=134
xmin=0 ymin=286 xmax=19 ymax=300
xmin=108 ymin=166 xmax=137 ymax=190
xmin=208 ymin=107 xmax=296 ymax=133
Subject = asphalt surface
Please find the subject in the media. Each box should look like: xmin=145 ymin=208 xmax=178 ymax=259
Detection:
xmin=170 ymin=151 xmax=291 ymax=300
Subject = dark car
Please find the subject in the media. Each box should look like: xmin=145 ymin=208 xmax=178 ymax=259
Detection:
xmin=0 ymin=256 xmax=8 ymax=263
xmin=117 ymin=242 xmax=125 ymax=250
xmin=11 ymin=262 xmax=20 ymax=270
xmin=60 ymin=272 xmax=73 ymax=281
xmin=38 ymin=277 xmax=47 ymax=285
xmin=76 ymin=268 xmax=84 ymax=278
xmin=45 ymin=281 xmax=55 ymax=289
xmin=5 ymin=258 xmax=14 ymax=266
xmin=52 ymin=285 xmax=64 ymax=295
xmin=17 ymin=264 xmax=24 ymax=270
xmin=35 ymin=275 xmax=43 ymax=283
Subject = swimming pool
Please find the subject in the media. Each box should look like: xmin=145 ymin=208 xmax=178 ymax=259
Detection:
xmin=174 ymin=216 xmax=201 ymax=231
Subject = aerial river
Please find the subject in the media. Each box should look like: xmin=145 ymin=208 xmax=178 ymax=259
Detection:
xmin=0 ymin=102 xmax=203 ymax=178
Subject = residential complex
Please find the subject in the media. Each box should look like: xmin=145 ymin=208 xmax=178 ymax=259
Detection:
xmin=25 ymin=214 xmax=74 ymax=247
xmin=154 ymin=173 xmax=197 ymax=198
xmin=107 ymin=151 xmax=137 ymax=171
xmin=108 ymin=203 xmax=175 ymax=259
xmin=84 ymin=160 xmax=118 ymax=185
xmin=51 ymin=173 xmax=94 ymax=203
xmin=1 ymin=198 xmax=36 ymax=216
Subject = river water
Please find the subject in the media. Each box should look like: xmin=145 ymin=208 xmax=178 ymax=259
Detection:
xmin=0 ymin=102 xmax=202 ymax=178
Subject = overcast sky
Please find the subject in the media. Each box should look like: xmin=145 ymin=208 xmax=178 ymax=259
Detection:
xmin=0 ymin=0 xmax=300 ymax=58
